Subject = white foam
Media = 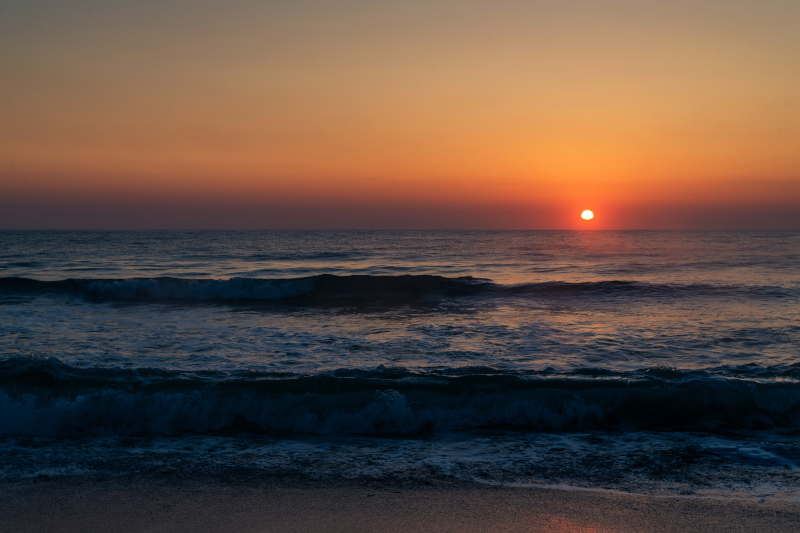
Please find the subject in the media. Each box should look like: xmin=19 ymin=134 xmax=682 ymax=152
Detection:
xmin=2 ymin=431 xmax=800 ymax=502
xmin=702 ymin=444 xmax=797 ymax=469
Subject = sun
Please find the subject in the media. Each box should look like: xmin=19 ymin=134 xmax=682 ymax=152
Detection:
xmin=581 ymin=210 xmax=594 ymax=220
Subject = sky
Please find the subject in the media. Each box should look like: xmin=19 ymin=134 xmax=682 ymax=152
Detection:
xmin=1 ymin=0 xmax=799 ymax=229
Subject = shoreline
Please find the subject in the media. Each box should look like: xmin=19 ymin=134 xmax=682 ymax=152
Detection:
xmin=2 ymin=475 xmax=798 ymax=533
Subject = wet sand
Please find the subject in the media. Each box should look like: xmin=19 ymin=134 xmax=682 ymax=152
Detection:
xmin=1 ymin=477 xmax=798 ymax=533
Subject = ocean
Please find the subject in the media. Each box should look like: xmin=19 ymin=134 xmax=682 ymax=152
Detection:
xmin=1 ymin=230 xmax=799 ymax=501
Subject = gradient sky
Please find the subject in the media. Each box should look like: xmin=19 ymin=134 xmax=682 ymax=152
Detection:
xmin=1 ymin=0 xmax=799 ymax=229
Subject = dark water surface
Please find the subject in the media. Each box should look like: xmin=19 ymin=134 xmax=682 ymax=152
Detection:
xmin=1 ymin=231 xmax=799 ymax=500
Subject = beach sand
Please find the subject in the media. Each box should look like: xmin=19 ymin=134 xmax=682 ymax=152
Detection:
xmin=1 ymin=476 xmax=798 ymax=533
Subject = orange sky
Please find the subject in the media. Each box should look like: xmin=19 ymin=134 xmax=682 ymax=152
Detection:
xmin=1 ymin=0 xmax=799 ymax=228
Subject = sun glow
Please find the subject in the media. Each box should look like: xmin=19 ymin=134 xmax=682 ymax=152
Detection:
xmin=581 ymin=210 xmax=594 ymax=220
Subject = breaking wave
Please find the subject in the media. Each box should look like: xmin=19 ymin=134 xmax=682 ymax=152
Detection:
xmin=1 ymin=356 xmax=799 ymax=437
xmin=0 ymin=275 xmax=793 ymax=303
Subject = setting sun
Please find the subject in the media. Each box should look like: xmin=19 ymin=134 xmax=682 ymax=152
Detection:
xmin=581 ymin=210 xmax=594 ymax=221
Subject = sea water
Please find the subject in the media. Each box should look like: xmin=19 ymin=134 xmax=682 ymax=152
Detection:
xmin=1 ymin=230 xmax=799 ymax=500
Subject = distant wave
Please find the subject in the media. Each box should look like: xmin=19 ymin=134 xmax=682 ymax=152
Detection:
xmin=1 ymin=356 xmax=798 ymax=437
xmin=0 ymin=275 xmax=794 ymax=303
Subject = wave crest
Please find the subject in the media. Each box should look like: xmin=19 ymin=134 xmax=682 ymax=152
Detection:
xmin=1 ymin=357 xmax=799 ymax=437
xmin=1 ymin=275 xmax=794 ymax=303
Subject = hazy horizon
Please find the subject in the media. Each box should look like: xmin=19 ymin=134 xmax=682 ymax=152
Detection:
xmin=1 ymin=203 xmax=798 ymax=230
